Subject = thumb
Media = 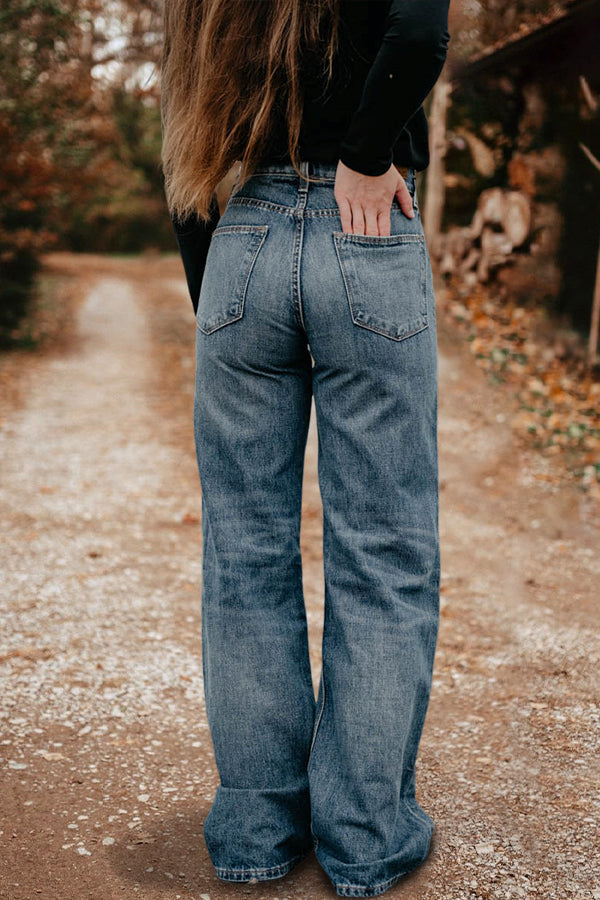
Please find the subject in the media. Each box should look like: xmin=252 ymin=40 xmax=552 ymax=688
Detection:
xmin=395 ymin=177 xmax=415 ymax=219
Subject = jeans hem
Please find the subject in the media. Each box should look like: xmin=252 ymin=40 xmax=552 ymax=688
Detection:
xmin=333 ymin=869 xmax=410 ymax=897
xmin=327 ymin=821 xmax=433 ymax=897
xmin=213 ymin=848 xmax=310 ymax=883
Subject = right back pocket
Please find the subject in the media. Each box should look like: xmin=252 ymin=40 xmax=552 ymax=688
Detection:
xmin=332 ymin=231 xmax=429 ymax=342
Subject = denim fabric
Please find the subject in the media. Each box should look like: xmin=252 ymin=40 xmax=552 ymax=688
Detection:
xmin=193 ymin=160 xmax=440 ymax=897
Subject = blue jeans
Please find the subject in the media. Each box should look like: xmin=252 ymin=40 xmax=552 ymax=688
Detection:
xmin=193 ymin=160 xmax=440 ymax=897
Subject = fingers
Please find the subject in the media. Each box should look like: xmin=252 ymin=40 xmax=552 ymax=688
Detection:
xmin=342 ymin=203 xmax=367 ymax=237
xmin=334 ymin=159 xmax=415 ymax=236
xmin=363 ymin=206 xmax=381 ymax=237
xmin=342 ymin=202 xmax=404 ymax=236
xmin=377 ymin=209 xmax=391 ymax=237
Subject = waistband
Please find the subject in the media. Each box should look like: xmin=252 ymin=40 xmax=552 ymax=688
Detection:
xmin=252 ymin=159 xmax=414 ymax=184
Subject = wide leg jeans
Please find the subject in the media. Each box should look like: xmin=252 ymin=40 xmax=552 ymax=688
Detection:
xmin=192 ymin=160 xmax=440 ymax=898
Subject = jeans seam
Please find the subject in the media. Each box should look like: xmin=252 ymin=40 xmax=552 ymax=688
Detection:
xmin=308 ymin=667 xmax=326 ymax=763
xmin=228 ymin=196 xmax=296 ymax=216
xmin=229 ymin=198 xmax=411 ymax=217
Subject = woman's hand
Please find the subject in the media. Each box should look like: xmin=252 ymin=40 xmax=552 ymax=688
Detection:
xmin=334 ymin=160 xmax=414 ymax=236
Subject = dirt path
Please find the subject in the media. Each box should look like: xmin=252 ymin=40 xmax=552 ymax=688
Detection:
xmin=1 ymin=254 xmax=598 ymax=900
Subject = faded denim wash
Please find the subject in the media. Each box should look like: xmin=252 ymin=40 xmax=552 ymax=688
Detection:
xmin=193 ymin=159 xmax=440 ymax=898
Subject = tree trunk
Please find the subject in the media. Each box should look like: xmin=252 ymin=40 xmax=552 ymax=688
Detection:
xmin=423 ymin=69 xmax=451 ymax=253
xmin=588 ymin=228 xmax=600 ymax=368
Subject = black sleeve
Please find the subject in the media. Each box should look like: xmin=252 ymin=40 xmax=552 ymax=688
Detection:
xmin=339 ymin=0 xmax=451 ymax=176
xmin=170 ymin=193 xmax=221 ymax=315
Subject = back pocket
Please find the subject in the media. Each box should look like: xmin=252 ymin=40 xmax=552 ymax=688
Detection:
xmin=332 ymin=231 xmax=429 ymax=342
xmin=196 ymin=224 xmax=269 ymax=334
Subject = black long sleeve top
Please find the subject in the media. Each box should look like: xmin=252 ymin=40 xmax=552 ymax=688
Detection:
xmin=170 ymin=0 xmax=451 ymax=312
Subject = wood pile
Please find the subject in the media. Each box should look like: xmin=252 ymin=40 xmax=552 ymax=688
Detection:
xmin=431 ymin=177 xmax=564 ymax=304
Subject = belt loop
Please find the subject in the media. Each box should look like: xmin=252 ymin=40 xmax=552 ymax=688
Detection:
xmin=296 ymin=160 xmax=310 ymax=211
xmin=299 ymin=160 xmax=310 ymax=190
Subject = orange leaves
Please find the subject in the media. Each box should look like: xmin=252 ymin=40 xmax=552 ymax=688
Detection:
xmin=440 ymin=275 xmax=600 ymax=498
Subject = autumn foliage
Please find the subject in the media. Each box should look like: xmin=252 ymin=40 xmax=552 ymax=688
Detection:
xmin=0 ymin=0 xmax=169 ymax=345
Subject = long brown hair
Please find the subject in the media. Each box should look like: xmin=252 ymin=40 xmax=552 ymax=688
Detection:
xmin=160 ymin=0 xmax=341 ymax=225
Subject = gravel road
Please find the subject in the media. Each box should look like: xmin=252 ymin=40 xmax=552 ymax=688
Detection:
xmin=1 ymin=253 xmax=598 ymax=900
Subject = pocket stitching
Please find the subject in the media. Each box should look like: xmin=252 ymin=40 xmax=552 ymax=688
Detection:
xmin=196 ymin=225 xmax=269 ymax=334
xmin=332 ymin=232 xmax=429 ymax=342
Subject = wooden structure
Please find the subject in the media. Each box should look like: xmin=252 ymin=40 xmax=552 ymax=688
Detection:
xmin=434 ymin=0 xmax=600 ymax=365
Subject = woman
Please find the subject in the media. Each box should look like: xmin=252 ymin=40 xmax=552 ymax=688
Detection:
xmin=160 ymin=1 xmax=450 ymax=896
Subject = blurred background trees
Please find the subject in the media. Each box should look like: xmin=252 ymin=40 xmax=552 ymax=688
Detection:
xmin=0 ymin=0 xmax=167 ymax=344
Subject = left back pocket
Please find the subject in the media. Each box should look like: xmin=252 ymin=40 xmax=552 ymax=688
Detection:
xmin=196 ymin=224 xmax=269 ymax=334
